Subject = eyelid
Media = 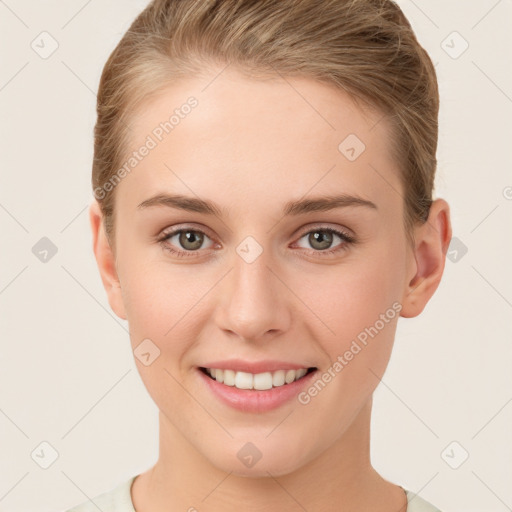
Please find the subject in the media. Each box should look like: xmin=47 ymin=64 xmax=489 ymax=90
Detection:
xmin=158 ymin=222 xmax=217 ymax=241
xmin=294 ymin=222 xmax=355 ymax=240
xmin=158 ymin=223 xmax=353 ymax=243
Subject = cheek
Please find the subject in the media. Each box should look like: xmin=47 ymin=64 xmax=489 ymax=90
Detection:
xmin=301 ymin=254 xmax=404 ymax=349
xmin=118 ymin=264 xmax=206 ymax=412
xmin=122 ymin=275 xmax=187 ymax=339
xmin=118 ymin=250 xmax=213 ymax=363
xmin=293 ymin=258 xmax=404 ymax=422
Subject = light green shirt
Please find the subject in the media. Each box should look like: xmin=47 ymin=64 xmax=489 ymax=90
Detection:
xmin=65 ymin=476 xmax=442 ymax=511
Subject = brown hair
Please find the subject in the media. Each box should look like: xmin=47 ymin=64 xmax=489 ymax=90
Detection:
xmin=93 ymin=0 xmax=438 ymax=249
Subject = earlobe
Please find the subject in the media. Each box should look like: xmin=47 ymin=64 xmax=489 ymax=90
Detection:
xmin=89 ymin=200 xmax=127 ymax=320
xmin=400 ymin=198 xmax=452 ymax=318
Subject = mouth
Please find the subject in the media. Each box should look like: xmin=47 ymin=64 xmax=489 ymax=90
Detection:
xmin=199 ymin=366 xmax=317 ymax=391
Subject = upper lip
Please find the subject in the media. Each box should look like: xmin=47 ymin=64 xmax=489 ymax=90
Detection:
xmin=199 ymin=359 xmax=316 ymax=374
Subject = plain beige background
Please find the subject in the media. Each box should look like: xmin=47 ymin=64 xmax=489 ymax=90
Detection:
xmin=1 ymin=1 xmax=511 ymax=511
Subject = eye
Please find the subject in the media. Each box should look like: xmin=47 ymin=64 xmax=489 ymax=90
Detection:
xmin=157 ymin=224 xmax=356 ymax=260
xmin=158 ymin=227 xmax=216 ymax=258
xmin=294 ymin=226 xmax=355 ymax=256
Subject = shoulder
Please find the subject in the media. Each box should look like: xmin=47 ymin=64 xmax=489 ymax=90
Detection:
xmin=64 ymin=476 xmax=137 ymax=512
xmin=405 ymin=489 xmax=443 ymax=512
xmin=63 ymin=479 xmax=442 ymax=512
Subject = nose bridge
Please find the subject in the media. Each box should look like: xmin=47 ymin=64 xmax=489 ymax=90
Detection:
xmin=216 ymin=238 xmax=290 ymax=340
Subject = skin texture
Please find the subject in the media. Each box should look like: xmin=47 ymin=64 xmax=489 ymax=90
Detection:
xmin=90 ymin=66 xmax=451 ymax=511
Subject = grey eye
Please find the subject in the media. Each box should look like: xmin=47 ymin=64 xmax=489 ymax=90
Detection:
xmin=176 ymin=230 xmax=205 ymax=250
xmin=307 ymin=231 xmax=334 ymax=250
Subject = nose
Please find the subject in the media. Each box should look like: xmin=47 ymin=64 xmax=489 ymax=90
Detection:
xmin=213 ymin=246 xmax=292 ymax=342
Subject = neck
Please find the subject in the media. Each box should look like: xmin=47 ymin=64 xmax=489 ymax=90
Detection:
xmin=132 ymin=398 xmax=407 ymax=512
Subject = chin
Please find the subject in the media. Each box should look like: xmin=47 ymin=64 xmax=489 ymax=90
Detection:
xmin=206 ymin=444 xmax=306 ymax=478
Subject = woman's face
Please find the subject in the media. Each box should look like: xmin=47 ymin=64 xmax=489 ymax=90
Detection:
xmin=98 ymin=66 xmax=423 ymax=476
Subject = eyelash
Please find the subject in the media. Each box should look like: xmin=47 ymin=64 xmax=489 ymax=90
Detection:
xmin=158 ymin=225 xmax=356 ymax=260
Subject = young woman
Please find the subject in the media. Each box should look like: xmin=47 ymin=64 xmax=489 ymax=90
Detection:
xmin=67 ymin=0 xmax=451 ymax=510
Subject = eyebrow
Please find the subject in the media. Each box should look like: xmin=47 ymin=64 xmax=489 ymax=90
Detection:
xmin=137 ymin=193 xmax=377 ymax=216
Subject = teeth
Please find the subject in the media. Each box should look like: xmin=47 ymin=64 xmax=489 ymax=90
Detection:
xmin=285 ymin=369 xmax=295 ymax=384
xmin=235 ymin=371 xmax=253 ymax=389
xmin=272 ymin=370 xmax=285 ymax=387
xmin=204 ymin=367 xmax=312 ymax=390
xmin=253 ymin=372 xmax=273 ymax=390
xmin=296 ymin=368 xmax=307 ymax=379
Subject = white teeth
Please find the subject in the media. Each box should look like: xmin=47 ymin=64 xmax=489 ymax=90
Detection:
xmin=223 ymin=369 xmax=235 ymax=386
xmin=285 ymin=369 xmax=296 ymax=384
xmin=203 ymin=367 xmax=312 ymax=390
xmin=296 ymin=368 xmax=307 ymax=379
xmin=253 ymin=372 xmax=273 ymax=390
xmin=272 ymin=370 xmax=285 ymax=387
xmin=235 ymin=371 xmax=253 ymax=389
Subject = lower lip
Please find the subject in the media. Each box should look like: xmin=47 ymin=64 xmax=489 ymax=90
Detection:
xmin=197 ymin=368 xmax=318 ymax=413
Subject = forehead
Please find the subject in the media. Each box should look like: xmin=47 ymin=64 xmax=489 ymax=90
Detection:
xmin=117 ymin=66 xmax=402 ymax=217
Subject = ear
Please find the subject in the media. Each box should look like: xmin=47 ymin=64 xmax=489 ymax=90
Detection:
xmin=400 ymin=198 xmax=452 ymax=318
xmin=89 ymin=200 xmax=127 ymax=320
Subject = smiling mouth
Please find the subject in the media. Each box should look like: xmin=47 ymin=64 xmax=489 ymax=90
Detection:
xmin=199 ymin=367 xmax=317 ymax=391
